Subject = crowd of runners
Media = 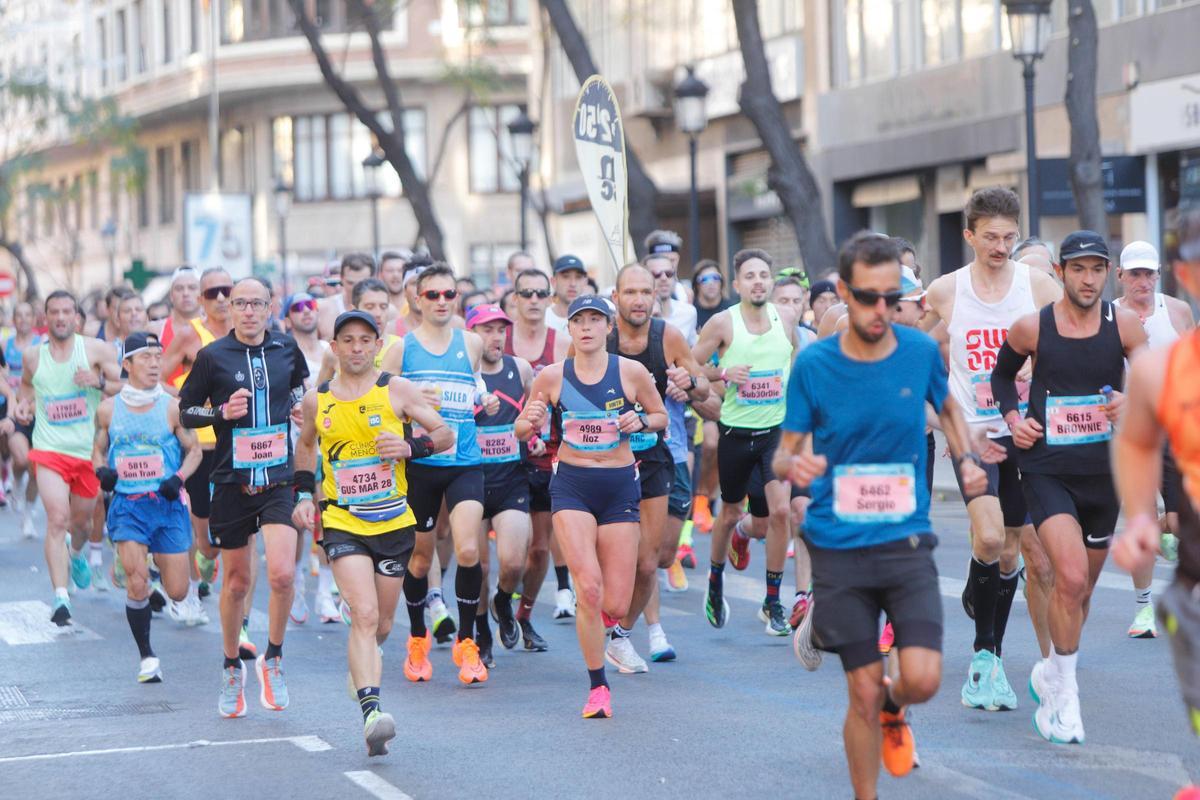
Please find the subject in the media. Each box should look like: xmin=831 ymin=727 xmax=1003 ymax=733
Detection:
xmin=5 ymin=187 xmax=1200 ymax=797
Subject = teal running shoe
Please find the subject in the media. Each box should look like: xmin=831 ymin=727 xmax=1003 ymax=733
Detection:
xmin=50 ymin=596 xmax=72 ymax=626
xmin=69 ymin=547 xmax=91 ymax=590
xmin=991 ymin=655 xmax=1018 ymax=710
xmin=961 ymin=649 xmax=996 ymax=710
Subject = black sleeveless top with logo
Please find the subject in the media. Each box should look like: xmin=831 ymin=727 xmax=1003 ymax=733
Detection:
xmin=475 ymin=354 xmax=525 ymax=485
xmin=606 ymin=318 xmax=670 ymax=464
xmin=1019 ymin=301 xmax=1126 ymax=476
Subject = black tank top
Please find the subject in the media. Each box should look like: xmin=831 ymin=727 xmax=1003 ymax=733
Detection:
xmin=476 ymin=355 xmax=525 ymax=483
xmin=1020 ymin=301 xmax=1126 ymax=475
xmin=606 ymin=318 xmax=669 ymax=462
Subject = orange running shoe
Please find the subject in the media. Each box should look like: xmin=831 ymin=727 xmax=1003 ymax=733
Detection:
xmin=665 ymin=559 xmax=688 ymax=592
xmin=729 ymin=523 xmax=751 ymax=571
xmin=582 ymin=685 xmax=612 ymax=719
xmin=453 ymin=638 xmax=488 ymax=685
xmin=878 ymin=622 xmax=895 ymax=655
xmin=404 ymin=631 xmax=433 ymax=683
xmin=693 ymin=496 xmax=713 ymax=534
xmin=880 ymin=708 xmax=915 ymax=777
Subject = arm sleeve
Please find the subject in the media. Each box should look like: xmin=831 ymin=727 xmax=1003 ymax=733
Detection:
xmin=178 ymin=349 xmax=215 ymax=429
xmin=990 ymin=341 xmax=1024 ymax=418
xmin=781 ymin=352 xmax=815 ymax=434
xmin=925 ymin=339 xmax=949 ymax=413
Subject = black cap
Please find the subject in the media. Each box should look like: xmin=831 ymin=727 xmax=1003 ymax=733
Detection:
xmin=122 ymin=331 xmax=162 ymax=360
xmin=554 ymin=254 xmax=586 ymax=274
xmin=649 ymin=241 xmax=680 ymax=255
xmin=1059 ymin=230 xmax=1111 ymax=262
xmin=809 ymin=280 xmax=837 ymax=306
xmin=332 ymin=310 xmax=380 ymax=337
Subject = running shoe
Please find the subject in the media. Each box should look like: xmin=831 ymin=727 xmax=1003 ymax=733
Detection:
xmin=519 ymin=618 xmax=548 ymax=652
xmin=90 ymin=562 xmax=109 ymax=592
xmin=339 ymin=599 xmax=352 ymax=626
xmin=1034 ymin=681 xmax=1084 ymax=744
xmin=289 ymin=592 xmax=309 ymax=625
xmin=138 ymin=656 xmax=163 ymax=684
xmin=183 ymin=595 xmax=209 ymax=626
xmin=757 ymin=600 xmax=791 ymax=637
xmin=1128 ymin=604 xmax=1158 ymax=638
xmin=167 ymin=599 xmax=185 ymax=624
xmin=404 ymin=631 xmax=433 ymax=682
xmin=648 ymin=628 xmax=676 ymax=662
xmin=1029 ymin=659 xmax=1048 ymax=704
xmin=793 ymin=598 xmax=822 ymax=671
xmin=704 ymin=587 xmax=729 ymax=629
xmin=255 ymin=654 xmax=289 ymax=711
xmin=786 ymin=540 xmax=794 ymax=559
xmin=69 ymin=547 xmax=91 ymax=590
xmin=665 ymin=560 xmax=688 ymax=593
xmin=961 ymin=649 xmax=996 ymax=710
xmin=582 ymin=685 xmax=612 ymax=719
xmin=478 ymin=637 xmax=495 ymax=669
xmin=880 ymin=708 xmax=916 ymax=777
xmin=677 ymin=543 xmax=697 ymax=570
xmin=1162 ymin=532 xmax=1180 ymax=563
xmin=452 ymin=638 xmax=488 ymax=685
xmin=491 ymin=594 xmax=520 ymax=650
xmin=316 ymin=592 xmax=340 ymax=624
xmin=364 ymin=709 xmax=396 ymax=757
xmin=238 ymin=626 xmax=257 ymax=661
xmin=198 ymin=581 xmax=211 ymax=600
xmin=219 ymin=665 xmax=247 ymax=718
xmin=991 ymin=656 xmax=1018 ymax=711
xmin=553 ymin=588 xmax=576 ymax=621
xmin=148 ymin=582 xmax=167 ymax=613
xmin=109 ymin=556 xmax=126 ymax=590
xmin=21 ymin=511 xmax=36 ymax=540
xmin=605 ymin=635 xmax=649 ymax=674
xmin=728 ymin=525 xmax=751 ymax=571
xmin=431 ymin=603 xmax=457 ymax=644
xmin=195 ymin=550 xmax=217 ymax=583
xmin=692 ymin=496 xmax=714 ymax=534
xmin=878 ymin=622 xmax=895 ymax=654
xmin=789 ymin=592 xmax=811 ymax=629
xmin=50 ymin=596 xmax=71 ymax=626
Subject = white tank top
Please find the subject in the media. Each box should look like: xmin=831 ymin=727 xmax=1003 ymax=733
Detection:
xmin=1115 ymin=293 xmax=1179 ymax=349
xmin=947 ymin=261 xmax=1037 ymax=433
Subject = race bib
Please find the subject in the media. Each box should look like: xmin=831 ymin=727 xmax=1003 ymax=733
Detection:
xmin=833 ymin=464 xmax=917 ymax=524
xmin=332 ymin=456 xmax=396 ymax=505
xmin=972 ymin=373 xmax=1030 ymax=417
xmin=562 ymin=411 xmax=619 ymax=451
xmin=232 ymin=424 xmax=288 ymax=470
xmin=477 ymin=424 xmax=519 ymax=463
xmin=1045 ymin=395 xmax=1111 ymax=446
xmin=411 ymin=419 xmax=458 ymax=464
xmin=115 ymin=447 xmax=164 ymax=494
xmin=736 ymin=369 xmax=783 ymax=406
xmin=45 ymin=392 xmax=89 ymax=425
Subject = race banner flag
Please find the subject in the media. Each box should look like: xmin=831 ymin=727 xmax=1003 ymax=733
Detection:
xmin=572 ymin=75 xmax=630 ymax=278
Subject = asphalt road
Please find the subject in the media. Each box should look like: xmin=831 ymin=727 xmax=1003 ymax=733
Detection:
xmin=0 ymin=493 xmax=1194 ymax=800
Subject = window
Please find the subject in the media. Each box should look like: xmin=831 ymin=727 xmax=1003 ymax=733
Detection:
xmin=469 ymin=244 xmax=520 ymax=289
xmin=115 ymin=8 xmax=128 ymax=81
xmin=280 ymin=111 xmax=425 ymax=202
xmin=88 ymin=170 xmax=99 ymax=229
xmin=862 ymin=0 xmax=896 ymax=81
xmin=162 ymin=0 xmax=174 ymax=64
xmin=71 ymin=176 xmax=82 ymax=232
xmin=921 ymin=0 xmax=958 ymax=66
xmin=469 ymin=105 xmax=522 ymax=194
xmin=462 ymin=0 xmax=529 ymax=27
xmin=190 ymin=0 xmax=200 ymax=53
xmin=97 ymin=17 xmax=109 ymax=87
xmin=157 ymin=146 xmax=175 ymax=224
xmin=220 ymin=126 xmax=250 ymax=192
xmin=134 ymin=0 xmax=148 ymax=74
xmin=960 ymin=0 xmax=998 ymax=58
xmin=181 ymin=139 xmax=201 ymax=192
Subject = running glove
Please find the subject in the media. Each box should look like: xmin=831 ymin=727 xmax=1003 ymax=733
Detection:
xmin=157 ymin=474 xmax=183 ymax=500
xmin=95 ymin=466 xmax=118 ymax=492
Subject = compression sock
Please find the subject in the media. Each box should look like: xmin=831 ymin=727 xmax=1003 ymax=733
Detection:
xmin=555 ymin=564 xmax=571 ymax=592
xmin=765 ymin=569 xmax=783 ymax=604
xmin=357 ymin=687 xmax=380 ymax=722
xmin=404 ymin=572 xmax=429 ymax=637
xmin=455 ymin=563 xmax=483 ymax=642
xmin=708 ymin=561 xmax=725 ymax=594
xmin=993 ymin=569 xmax=1020 ymax=658
xmin=125 ymin=597 xmax=153 ymax=658
xmin=588 ymin=666 xmax=608 ymax=689
xmin=264 ymin=641 xmax=282 ymax=660
xmin=969 ymin=558 xmax=1000 ymax=653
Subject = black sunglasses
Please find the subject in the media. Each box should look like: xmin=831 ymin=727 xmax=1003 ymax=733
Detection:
xmin=846 ymin=285 xmax=903 ymax=308
xmin=517 ymin=288 xmax=551 ymax=299
xmin=202 ymin=285 xmax=233 ymax=300
xmin=421 ymin=289 xmax=458 ymax=301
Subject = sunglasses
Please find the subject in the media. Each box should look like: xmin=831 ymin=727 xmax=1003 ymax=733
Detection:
xmin=421 ymin=289 xmax=458 ymax=302
xmin=202 ymin=285 xmax=233 ymax=300
xmin=697 ymin=273 xmax=722 ymax=285
xmin=651 ymin=269 xmax=676 ymax=280
xmin=847 ymin=285 xmax=904 ymax=308
xmin=289 ymin=299 xmax=317 ymax=313
xmin=517 ymin=288 xmax=551 ymax=299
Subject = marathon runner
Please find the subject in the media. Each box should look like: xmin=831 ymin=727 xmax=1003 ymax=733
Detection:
xmin=604 ymin=263 xmax=709 ymax=672
xmin=378 ymin=251 xmax=410 ymax=318
xmin=316 ymin=278 xmax=403 ymax=384
xmin=922 ymin=187 xmax=1061 ymax=712
xmin=515 ymin=295 xmax=666 ymax=718
xmin=545 ymin=255 xmax=589 ymax=333
xmin=692 ymin=248 xmax=800 ymax=635
xmin=4 ymin=301 xmax=43 ymax=539
xmin=990 ymin=230 xmax=1146 ymax=744
xmin=773 ymin=231 xmax=986 ymax=798
xmin=1114 ymin=240 xmax=1195 ymax=638
xmin=293 ymin=309 xmax=450 ymax=755
xmin=178 ymin=277 xmax=310 ymax=718
xmin=381 ymin=263 xmax=497 ymax=686
xmin=16 ymin=290 xmax=121 ymax=624
xmin=506 ymin=267 xmax=573 ymax=642
xmin=645 ymin=252 xmax=697 ymax=345
xmin=92 ymin=332 xmax=201 ymax=682
xmin=317 ymin=253 xmax=375 ymax=339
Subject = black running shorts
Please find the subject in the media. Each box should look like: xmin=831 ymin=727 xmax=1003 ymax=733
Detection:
xmin=208 ymin=484 xmax=295 ymax=550
xmin=185 ymin=448 xmax=215 ymax=519
xmin=407 ymin=463 xmax=485 ymax=533
xmin=322 ymin=525 xmax=415 ymax=577
xmin=1021 ymin=472 xmax=1120 ymax=550
xmin=717 ymin=424 xmax=780 ymax=505
xmin=951 ymin=435 xmax=1027 ymax=528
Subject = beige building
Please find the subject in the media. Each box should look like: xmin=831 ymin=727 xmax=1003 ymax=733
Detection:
xmin=2 ymin=0 xmax=536 ymax=300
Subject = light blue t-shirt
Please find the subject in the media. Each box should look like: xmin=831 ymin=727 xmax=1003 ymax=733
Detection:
xmin=782 ymin=325 xmax=947 ymax=550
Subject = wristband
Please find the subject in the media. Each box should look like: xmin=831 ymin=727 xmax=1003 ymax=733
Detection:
xmin=218 ymin=402 xmax=227 ymax=420
xmin=296 ymin=491 xmax=314 ymax=502
xmin=956 ymin=451 xmax=983 ymax=469
xmin=687 ymin=374 xmax=698 ymax=391
xmin=294 ymin=470 xmax=316 ymax=494
xmin=405 ymin=435 xmax=436 ymax=460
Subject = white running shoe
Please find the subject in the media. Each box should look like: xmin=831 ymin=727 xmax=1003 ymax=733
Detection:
xmin=316 ymin=592 xmax=340 ymax=624
xmin=1029 ymin=659 xmax=1049 ymax=704
xmin=21 ymin=511 xmax=36 ymax=540
xmin=183 ymin=595 xmax=209 ymax=626
xmin=792 ymin=597 xmax=822 ymax=671
xmin=604 ymin=635 xmax=649 ymax=674
xmin=167 ymin=599 xmax=185 ymax=624
xmin=553 ymin=588 xmax=576 ymax=621
xmin=289 ymin=592 xmax=309 ymax=625
xmin=648 ymin=627 xmax=676 ymax=662
xmin=138 ymin=656 xmax=163 ymax=683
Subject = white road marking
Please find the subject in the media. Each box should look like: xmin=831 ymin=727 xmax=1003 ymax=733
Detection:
xmin=345 ymin=771 xmax=415 ymax=800
xmin=940 ymin=745 xmax=1192 ymax=788
xmin=917 ymin=763 xmax=1034 ymax=799
xmin=0 ymin=735 xmax=332 ymax=764
xmin=0 ymin=601 xmax=100 ymax=644
xmin=1094 ymin=570 xmax=1168 ymax=595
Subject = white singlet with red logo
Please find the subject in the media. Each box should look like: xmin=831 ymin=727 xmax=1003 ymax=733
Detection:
xmin=1114 ymin=293 xmax=1179 ymax=350
xmin=947 ymin=261 xmax=1036 ymax=437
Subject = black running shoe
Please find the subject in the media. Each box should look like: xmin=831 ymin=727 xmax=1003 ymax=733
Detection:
xmin=478 ymin=637 xmax=495 ymax=669
xmin=50 ymin=600 xmax=71 ymax=627
xmin=492 ymin=593 xmax=520 ymax=650
xmin=198 ymin=581 xmax=211 ymax=600
xmin=148 ymin=586 xmax=167 ymax=613
xmin=432 ymin=609 xmax=457 ymax=644
xmin=519 ymin=619 xmax=548 ymax=652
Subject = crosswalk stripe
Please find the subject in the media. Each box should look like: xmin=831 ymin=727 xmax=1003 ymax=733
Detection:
xmin=0 ymin=601 xmax=101 ymax=644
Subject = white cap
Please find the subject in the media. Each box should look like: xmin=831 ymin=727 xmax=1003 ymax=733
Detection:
xmin=1119 ymin=241 xmax=1160 ymax=272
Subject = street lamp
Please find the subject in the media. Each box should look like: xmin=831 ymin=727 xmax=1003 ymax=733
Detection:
xmin=362 ymin=150 xmax=385 ymax=260
xmin=507 ymin=109 xmax=536 ymax=252
xmin=1003 ymin=0 xmax=1052 ymax=238
xmin=100 ymin=218 xmax=117 ymax=286
xmin=273 ymin=177 xmax=292 ymax=295
xmin=674 ymin=66 xmax=709 ymax=268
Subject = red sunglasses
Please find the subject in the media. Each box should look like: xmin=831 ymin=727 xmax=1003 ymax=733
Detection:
xmin=289 ymin=299 xmax=317 ymax=313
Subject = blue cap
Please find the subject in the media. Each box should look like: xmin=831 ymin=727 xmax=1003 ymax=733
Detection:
xmin=567 ymin=294 xmax=614 ymax=321
xmin=554 ymin=254 xmax=586 ymax=274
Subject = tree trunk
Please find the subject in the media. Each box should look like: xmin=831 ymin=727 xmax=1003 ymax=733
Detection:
xmin=1065 ymin=0 xmax=1108 ymax=235
xmin=290 ymin=0 xmax=447 ymax=260
xmin=731 ymin=0 xmax=835 ymax=281
xmin=0 ymin=238 xmax=42 ymax=301
xmin=538 ymin=0 xmax=660 ymax=258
